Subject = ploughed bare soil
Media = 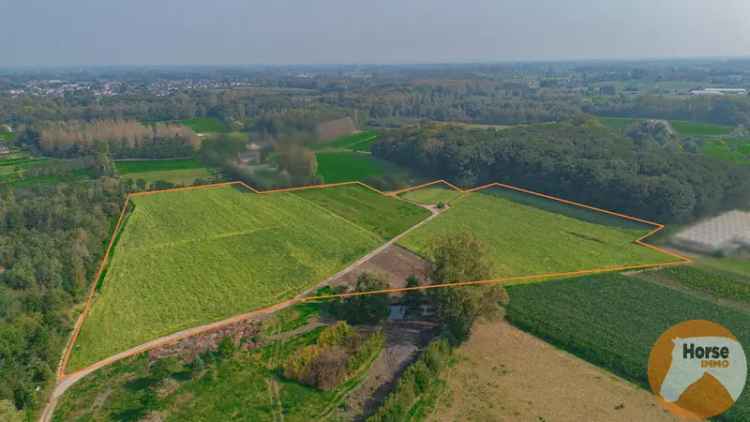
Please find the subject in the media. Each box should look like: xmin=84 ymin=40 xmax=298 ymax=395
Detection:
xmin=336 ymin=320 xmax=440 ymax=421
xmin=330 ymin=244 xmax=431 ymax=289
xmin=427 ymin=320 xmax=682 ymax=422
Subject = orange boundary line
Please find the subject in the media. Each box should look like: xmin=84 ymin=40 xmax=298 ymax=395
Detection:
xmin=54 ymin=178 xmax=691 ymax=382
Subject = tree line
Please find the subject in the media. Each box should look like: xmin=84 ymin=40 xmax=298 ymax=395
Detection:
xmin=17 ymin=120 xmax=197 ymax=159
xmin=0 ymin=179 xmax=127 ymax=416
xmin=373 ymin=120 xmax=750 ymax=223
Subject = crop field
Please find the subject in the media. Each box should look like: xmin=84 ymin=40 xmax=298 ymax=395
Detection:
xmin=293 ymin=184 xmax=431 ymax=240
xmin=398 ymin=183 xmax=463 ymax=205
xmin=315 ymin=131 xmax=378 ymax=152
xmin=398 ymin=187 xmax=675 ymax=278
xmin=178 ymin=117 xmax=228 ymax=133
xmin=69 ymin=184 xmax=418 ymax=370
xmin=316 ymin=152 xmax=411 ymax=184
xmin=56 ymin=316 xmax=381 ymax=421
xmin=115 ymin=158 xmax=216 ymax=185
xmin=639 ymin=265 xmax=750 ymax=305
xmin=506 ymin=274 xmax=750 ymax=421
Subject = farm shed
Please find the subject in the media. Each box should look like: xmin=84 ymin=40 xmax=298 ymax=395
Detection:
xmin=672 ymin=210 xmax=750 ymax=255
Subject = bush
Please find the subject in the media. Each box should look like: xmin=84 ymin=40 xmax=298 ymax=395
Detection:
xmin=283 ymin=325 xmax=385 ymax=390
xmin=318 ymin=321 xmax=355 ymax=348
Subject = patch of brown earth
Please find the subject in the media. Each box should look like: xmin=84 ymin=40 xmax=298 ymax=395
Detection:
xmin=330 ymin=244 xmax=431 ymax=290
xmin=338 ymin=320 xmax=440 ymax=421
xmin=317 ymin=117 xmax=357 ymax=141
xmin=428 ymin=320 xmax=682 ymax=422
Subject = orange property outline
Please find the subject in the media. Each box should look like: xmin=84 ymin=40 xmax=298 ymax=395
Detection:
xmin=55 ymin=178 xmax=691 ymax=383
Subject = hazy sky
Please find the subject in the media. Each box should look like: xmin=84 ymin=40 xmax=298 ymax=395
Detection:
xmin=2 ymin=0 xmax=749 ymax=66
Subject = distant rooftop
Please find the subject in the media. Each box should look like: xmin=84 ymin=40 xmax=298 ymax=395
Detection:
xmin=673 ymin=210 xmax=750 ymax=254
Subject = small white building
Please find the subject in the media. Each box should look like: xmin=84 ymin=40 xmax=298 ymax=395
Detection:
xmin=672 ymin=210 xmax=750 ymax=255
xmin=690 ymin=88 xmax=748 ymax=96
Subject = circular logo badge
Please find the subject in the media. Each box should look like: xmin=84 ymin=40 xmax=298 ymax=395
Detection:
xmin=648 ymin=320 xmax=747 ymax=419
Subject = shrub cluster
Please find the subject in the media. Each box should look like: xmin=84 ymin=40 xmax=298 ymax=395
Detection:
xmin=283 ymin=321 xmax=384 ymax=390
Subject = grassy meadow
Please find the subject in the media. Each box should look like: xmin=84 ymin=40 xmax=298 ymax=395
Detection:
xmin=69 ymin=184 xmax=424 ymax=370
xmin=0 ymin=150 xmax=95 ymax=187
xmin=115 ymin=158 xmax=216 ymax=185
xmin=399 ymin=183 xmax=463 ymax=205
xmin=315 ymin=152 xmax=410 ymax=184
xmin=56 ymin=307 xmax=381 ymax=422
xmin=702 ymin=138 xmax=750 ymax=164
xmin=314 ymin=131 xmax=378 ymax=152
xmin=506 ymin=274 xmax=750 ymax=421
xmin=293 ymin=184 xmax=431 ymax=240
xmin=398 ymin=188 xmax=675 ymax=278
xmin=597 ymin=116 xmax=734 ymax=137
xmin=178 ymin=117 xmax=228 ymax=133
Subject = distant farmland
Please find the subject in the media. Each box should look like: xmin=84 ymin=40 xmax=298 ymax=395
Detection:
xmin=115 ymin=158 xmax=215 ymax=185
xmin=293 ymin=184 xmax=431 ymax=240
xmin=597 ymin=116 xmax=734 ymax=137
xmin=316 ymin=152 xmax=411 ymax=184
xmin=398 ymin=187 xmax=675 ymax=278
xmin=178 ymin=117 xmax=228 ymax=133
xmin=69 ymin=184 xmax=427 ymax=370
xmin=506 ymin=274 xmax=750 ymax=421
xmin=399 ymin=183 xmax=463 ymax=205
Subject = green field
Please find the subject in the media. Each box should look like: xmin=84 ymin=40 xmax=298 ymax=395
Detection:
xmin=115 ymin=158 xmax=216 ymax=185
xmin=56 ymin=307 xmax=381 ymax=422
xmin=597 ymin=116 xmax=734 ymax=137
xmin=69 ymin=184 xmax=425 ymax=370
xmin=0 ymin=150 xmax=94 ymax=187
xmin=399 ymin=184 xmax=463 ymax=205
xmin=506 ymin=274 xmax=750 ymax=421
xmin=178 ymin=117 xmax=228 ymax=133
xmin=640 ymin=265 xmax=750 ymax=305
xmin=670 ymin=120 xmax=734 ymax=137
xmin=315 ymin=131 xmax=378 ymax=152
xmin=293 ymin=184 xmax=431 ymax=240
xmin=316 ymin=152 xmax=410 ymax=184
xmin=702 ymin=138 xmax=750 ymax=164
xmin=398 ymin=188 xmax=675 ymax=278
xmin=0 ymin=131 xmax=15 ymax=142
xmin=597 ymin=116 xmax=641 ymax=131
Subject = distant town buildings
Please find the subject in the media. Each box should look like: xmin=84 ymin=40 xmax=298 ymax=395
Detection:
xmin=690 ymin=88 xmax=748 ymax=96
xmin=0 ymin=145 xmax=11 ymax=155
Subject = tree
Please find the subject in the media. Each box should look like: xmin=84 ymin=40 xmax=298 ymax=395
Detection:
xmin=217 ymin=336 xmax=236 ymax=359
xmin=403 ymin=275 xmax=423 ymax=316
xmin=276 ymin=144 xmax=318 ymax=184
xmin=331 ymin=273 xmax=390 ymax=325
xmin=428 ymin=233 xmax=504 ymax=344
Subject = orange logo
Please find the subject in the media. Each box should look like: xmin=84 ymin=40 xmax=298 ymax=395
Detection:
xmin=648 ymin=320 xmax=747 ymax=419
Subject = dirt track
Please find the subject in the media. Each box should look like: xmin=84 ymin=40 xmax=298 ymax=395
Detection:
xmin=40 ymin=203 xmax=441 ymax=422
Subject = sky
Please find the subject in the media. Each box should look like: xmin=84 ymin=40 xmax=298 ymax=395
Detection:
xmin=2 ymin=0 xmax=749 ymax=66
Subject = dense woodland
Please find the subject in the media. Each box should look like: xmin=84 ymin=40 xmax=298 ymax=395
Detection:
xmin=0 ymin=180 xmax=126 ymax=414
xmin=373 ymin=120 xmax=750 ymax=223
